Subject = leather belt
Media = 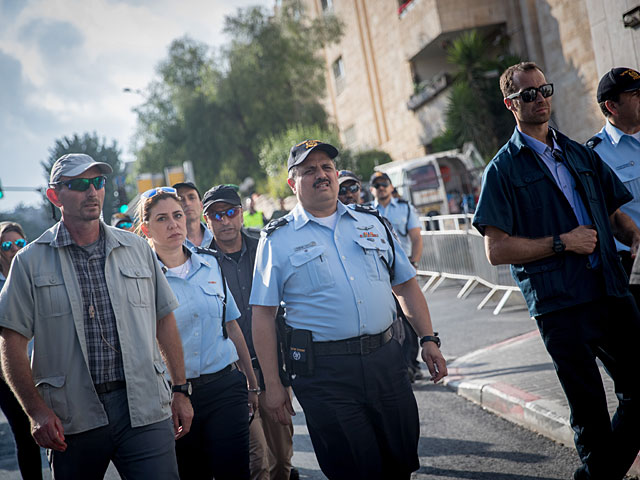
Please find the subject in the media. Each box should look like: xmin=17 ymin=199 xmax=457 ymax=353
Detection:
xmin=94 ymin=380 xmax=126 ymax=395
xmin=189 ymin=363 xmax=236 ymax=388
xmin=314 ymin=327 xmax=393 ymax=356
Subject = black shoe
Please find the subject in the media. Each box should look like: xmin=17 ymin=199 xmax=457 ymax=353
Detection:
xmin=573 ymin=466 xmax=589 ymax=480
xmin=290 ymin=467 xmax=300 ymax=480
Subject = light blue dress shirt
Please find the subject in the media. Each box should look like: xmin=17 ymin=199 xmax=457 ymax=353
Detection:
xmin=519 ymin=128 xmax=598 ymax=267
xmin=372 ymin=197 xmax=420 ymax=256
xmin=593 ymin=121 xmax=640 ymax=251
xmin=184 ymin=222 xmax=214 ymax=251
xmin=249 ymin=202 xmax=415 ymax=341
xmin=159 ymin=250 xmax=241 ymax=379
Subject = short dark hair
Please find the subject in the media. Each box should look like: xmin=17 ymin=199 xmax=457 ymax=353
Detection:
xmin=500 ymin=62 xmax=545 ymax=98
xmin=598 ymin=94 xmax=620 ymax=118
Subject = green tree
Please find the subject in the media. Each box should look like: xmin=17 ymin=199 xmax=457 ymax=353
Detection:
xmin=430 ymin=30 xmax=521 ymax=160
xmin=133 ymin=2 xmax=343 ymax=192
xmin=41 ymin=132 xmax=123 ymax=221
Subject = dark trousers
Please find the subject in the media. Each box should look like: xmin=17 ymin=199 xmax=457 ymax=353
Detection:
xmin=176 ymin=368 xmax=250 ymax=480
xmin=618 ymin=250 xmax=640 ymax=307
xmin=49 ymin=388 xmax=178 ymax=479
xmin=0 ymin=378 xmax=42 ymax=479
xmin=536 ymin=295 xmax=640 ymax=480
xmin=402 ymin=318 xmax=420 ymax=370
xmin=292 ymin=339 xmax=419 ymax=480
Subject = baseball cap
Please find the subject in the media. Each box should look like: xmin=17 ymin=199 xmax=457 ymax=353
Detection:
xmin=202 ymin=185 xmax=242 ymax=213
xmin=597 ymin=67 xmax=640 ymax=103
xmin=49 ymin=154 xmax=113 ymax=184
xmin=369 ymin=171 xmax=391 ymax=185
xmin=287 ymin=140 xmax=339 ymax=171
xmin=338 ymin=170 xmax=361 ymax=185
xmin=172 ymin=181 xmax=201 ymax=199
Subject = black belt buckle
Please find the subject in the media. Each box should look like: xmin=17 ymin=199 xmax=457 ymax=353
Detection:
xmin=359 ymin=334 xmax=375 ymax=355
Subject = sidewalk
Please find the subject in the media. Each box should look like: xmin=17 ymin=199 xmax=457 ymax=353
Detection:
xmin=442 ymin=325 xmax=640 ymax=477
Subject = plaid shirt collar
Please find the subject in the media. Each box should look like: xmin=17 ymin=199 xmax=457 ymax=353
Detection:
xmin=52 ymin=221 xmax=104 ymax=248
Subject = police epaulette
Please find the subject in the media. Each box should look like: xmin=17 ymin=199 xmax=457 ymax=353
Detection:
xmin=585 ymin=136 xmax=602 ymax=149
xmin=262 ymin=217 xmax=289 ymax=236
xmin=194 ymin=246 xmax=220 ymax=258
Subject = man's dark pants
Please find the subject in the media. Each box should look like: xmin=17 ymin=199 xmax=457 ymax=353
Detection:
xmin=292 ymin=339 xmax=419 ymax=480
xmin=49 ymin=388 xmax=178 ymax=479
xmin=536 ymin=294 xmax=640 ymax=480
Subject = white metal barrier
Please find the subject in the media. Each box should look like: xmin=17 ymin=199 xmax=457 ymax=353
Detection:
xmin=417 ymin=214 xmax=523 ymax=315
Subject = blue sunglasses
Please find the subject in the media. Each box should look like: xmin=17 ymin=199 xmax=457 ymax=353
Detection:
xmin=1 ymin=239 xmax=26 ymax=251
xmin=209 ymin=207 xmax=242 ymax=222
xmin=141 ymin=187 xmax=177 ymax=199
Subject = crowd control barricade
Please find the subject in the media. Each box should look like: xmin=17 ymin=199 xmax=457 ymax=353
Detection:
xmin=416 ymin=214 xmax=522 ymax=315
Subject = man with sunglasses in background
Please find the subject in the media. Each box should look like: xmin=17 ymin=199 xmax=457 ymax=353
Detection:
xmin=0 ymin=153 xmax=193 ymax=479
xmin=473 ymin=62 xmax=640 ymax=480
xmin=202 ymin=185 xmax=297 ymax=480
xmin=172 ymin=181 xmax=214 ymax=251
xmin=111 ymin=212 xmax=135 ymax=232
xmin=586 ymin=68 xmax=640 ymax=306
xmin=337 ymin=170 xmax=363 ymax=205
xmin=369 ymin=171 xmax=424 ymax=382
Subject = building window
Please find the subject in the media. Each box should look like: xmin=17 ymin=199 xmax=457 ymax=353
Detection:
xmin=332 ymin=56 xmax=345 ymax=94
xmin=321 ymin=0 xmax=333 ymax=12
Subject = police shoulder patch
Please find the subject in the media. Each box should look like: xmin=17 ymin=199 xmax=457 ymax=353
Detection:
xmin=262 ymin=217 xmax=289 ymax=236
xmin=585 ymin=135 xmax=602 ymax=149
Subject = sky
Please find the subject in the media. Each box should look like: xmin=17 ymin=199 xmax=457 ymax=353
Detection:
xmin=0 ymin=0 xmax=272 ymax=212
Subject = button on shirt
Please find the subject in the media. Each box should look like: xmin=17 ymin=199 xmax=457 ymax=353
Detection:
xmin=372 ymin=197 xmax=420 ymax=256
xmin=159 ymin=251 xmax=241 ymax=379
xmin=184 ymin=222 xmax=214 ymax=252
xmin=594 ymin=121 xmax=640 ymax=251
xmin=518 ymin=128 xmax=598 ymax=268
xmin=250 ymin=202 xmax=415 ymax=341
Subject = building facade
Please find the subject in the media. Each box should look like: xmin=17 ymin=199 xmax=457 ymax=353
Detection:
xmin=301 ymin=0 xmax=640 ymax=161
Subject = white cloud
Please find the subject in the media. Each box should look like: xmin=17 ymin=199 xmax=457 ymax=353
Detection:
xmin=0 ymin=0 xmax=273 ymax=211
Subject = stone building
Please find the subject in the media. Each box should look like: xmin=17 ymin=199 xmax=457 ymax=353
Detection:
xmin=299 ymin=0 xmax=640 ymax=161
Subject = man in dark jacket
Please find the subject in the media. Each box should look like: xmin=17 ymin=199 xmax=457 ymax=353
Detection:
xmin=473 ymin=61 xmax=640 ymax=480
xmin=203 ymin=185 xmax=295 ymax=480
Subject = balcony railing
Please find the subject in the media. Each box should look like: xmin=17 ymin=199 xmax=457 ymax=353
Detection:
xmin=407 ymin=72 xmax=450 ymax=111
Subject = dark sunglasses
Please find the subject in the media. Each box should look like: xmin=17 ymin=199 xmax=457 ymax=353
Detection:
xmin=1 ymin=239 xmax=26 ymax=251
xmin=52 ymin=176 xmax=106 ymax=192
xmin=141 ymin=186 xmax=176 ymax=199
xmin=116 ymin=222 xmax=133 ymax=230
xmin=339 ymin=184 xmax=361 ymax=196
xmin=373 ymin=182 xmax=390 ymax=189
xmin=507 ymin=83 xmax=554 ymax=103
xmin=209 ymin=207 xmax=241 ymax=222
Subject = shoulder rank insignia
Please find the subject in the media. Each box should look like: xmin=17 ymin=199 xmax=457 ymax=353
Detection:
xmin=585 ymin=136 xmax=602 ymax=149
xmin=262 ymin=217 xmax=289 ymax=236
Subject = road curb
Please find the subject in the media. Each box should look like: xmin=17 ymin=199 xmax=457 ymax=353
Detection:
xmin=444 ymin=351 xmax=640 ymax=476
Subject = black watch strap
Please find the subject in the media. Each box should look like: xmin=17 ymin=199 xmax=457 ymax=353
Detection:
xmin=419 ymin=333 xmax=441 ymax=348
xmin=552 ymin=234 xmax=565 ymax=254
xmin=171 ymin=382 xmax=192 ymax=397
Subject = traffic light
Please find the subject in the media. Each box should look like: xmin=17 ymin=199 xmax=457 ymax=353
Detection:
xmin=119 ymin=204 xmax=129 ymax=214
xmin=0 ymin=179 xmax=4 ymax=199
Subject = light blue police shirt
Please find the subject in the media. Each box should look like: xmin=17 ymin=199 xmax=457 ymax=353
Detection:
xmin=593 ymin=121 xmax=640 ymax=251
xmin=159 ymin=250 xmax=241 ymax=379
xmin=184 ymin=222 xmax=214 ymax=251
xmin=372 ymin=197 xmax=420 ymax=256
xmin=249 ymin=202 xmax=415 ymax=341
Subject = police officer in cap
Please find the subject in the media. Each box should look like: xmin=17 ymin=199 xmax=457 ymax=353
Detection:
xmin=337 ymin=170 xmax=363 ymax=205
xmin=250 ymin=140 xmax=447 ymax=480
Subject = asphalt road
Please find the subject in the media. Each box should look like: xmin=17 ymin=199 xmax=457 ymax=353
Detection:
xmin=0 ymin=281 xmax=582 ymax=479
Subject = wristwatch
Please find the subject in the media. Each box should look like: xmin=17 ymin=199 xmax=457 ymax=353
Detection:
xmin=552 ymin=234 xmax=565 ymax=254
xmin=171 ymin=382 xmax=192 ymax=397
xmin=419 ymin=332 xmax=441 ymax=348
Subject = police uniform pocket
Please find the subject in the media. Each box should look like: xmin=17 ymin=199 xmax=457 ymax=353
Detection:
xmin=35 ymin=375 xmax=70 ymax=423
xmin=120 ymin=266 xmax=153 ymax=307
xmin=33 ymin=274 xmax=71 ymax=317
xmin=354 ymin=237 xmax=390 ymax=281
xmin=199 ymin=283 xmax=224 ymax=319
xmin=289 ymin=245 xmax=335 ymax=290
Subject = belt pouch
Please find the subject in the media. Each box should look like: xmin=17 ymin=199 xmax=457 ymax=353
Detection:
xmin=289 ymin=329 xmax=314 ymax=376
